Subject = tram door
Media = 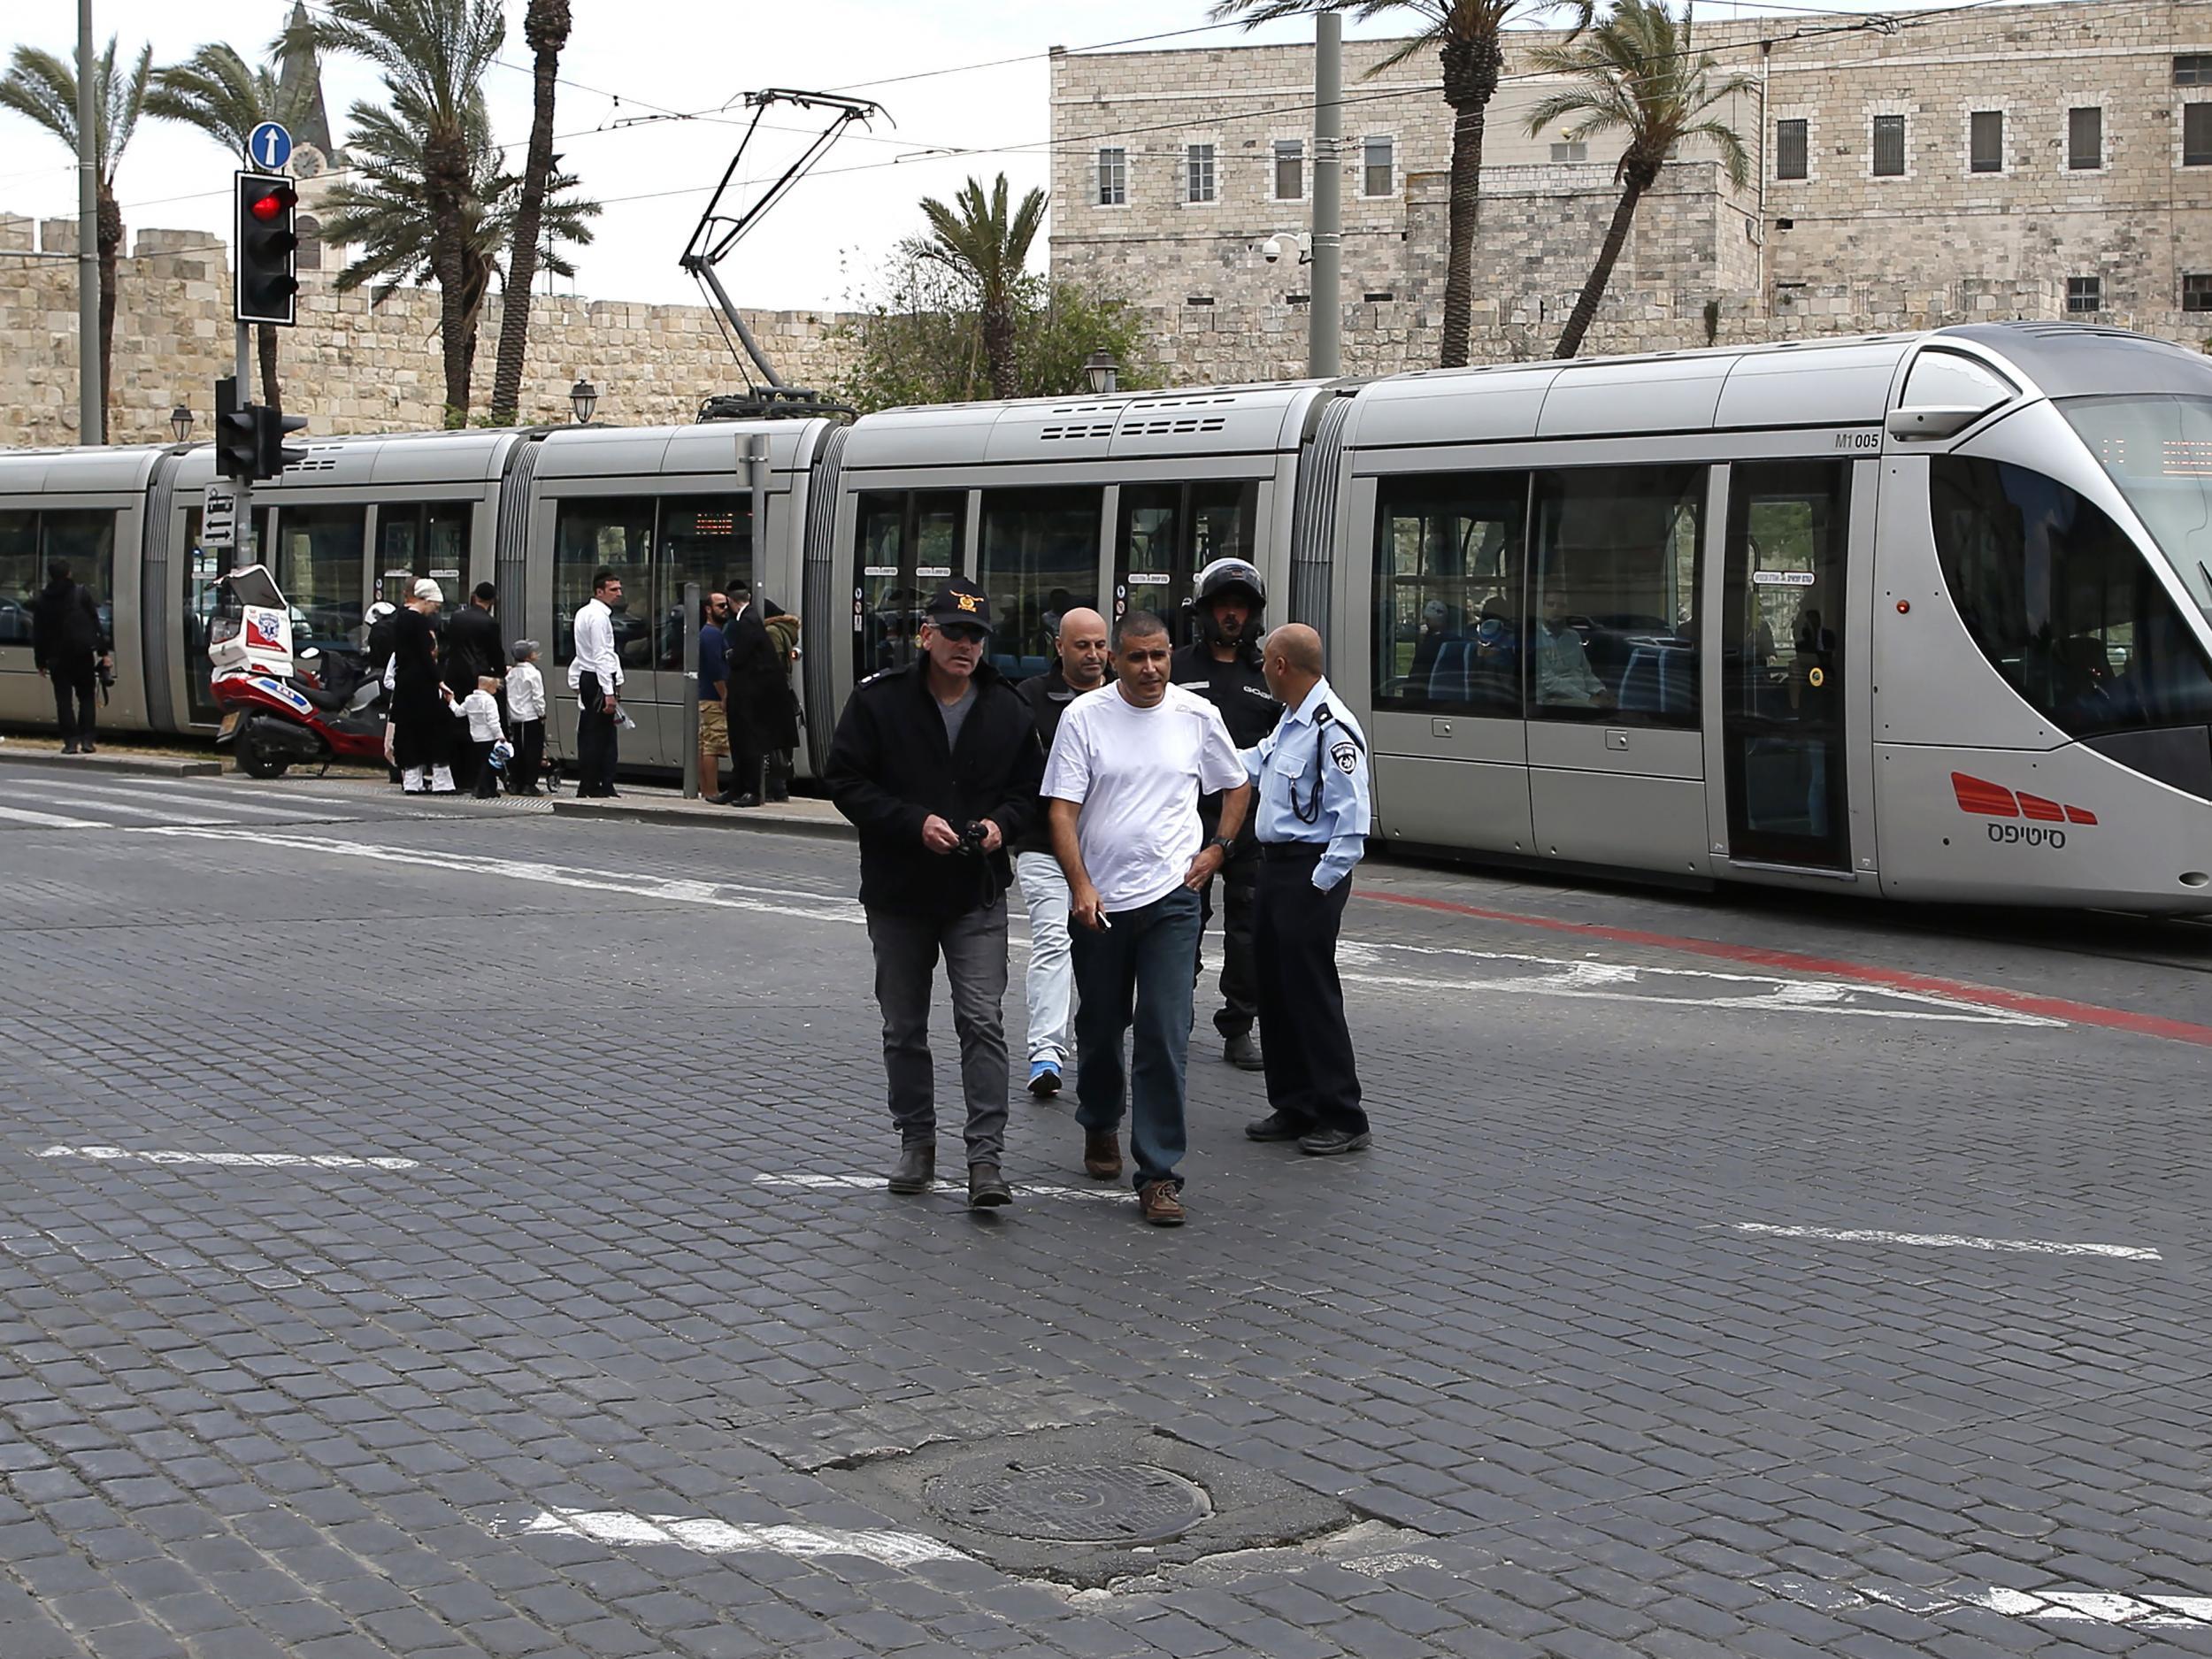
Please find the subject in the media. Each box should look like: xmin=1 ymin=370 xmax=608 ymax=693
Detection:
xmin=853 ymin=490 xmax=964 ymax=685
xmin=1112 ymin=482 xmax=1258 ymax=643
xmin=1719 ymin=460 xmax=1852 ymax=868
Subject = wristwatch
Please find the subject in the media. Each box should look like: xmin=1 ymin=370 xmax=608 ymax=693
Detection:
xmin=1206 ymin=834 xmax=1234 ymax=856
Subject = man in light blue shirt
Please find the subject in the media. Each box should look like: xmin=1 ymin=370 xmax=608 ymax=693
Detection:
xmin=1239 ymin=624 xmax=1373 ymax=1156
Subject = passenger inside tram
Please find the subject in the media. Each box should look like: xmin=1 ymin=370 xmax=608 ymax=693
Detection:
xmin=1532 ymin=588 xmax=1613 ymax=710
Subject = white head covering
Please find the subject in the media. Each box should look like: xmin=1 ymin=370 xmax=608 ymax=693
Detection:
xmin=412 ymin=579 xmax=444 ymax=605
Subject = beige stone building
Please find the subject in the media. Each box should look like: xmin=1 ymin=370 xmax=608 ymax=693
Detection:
xmin=1048 ymin=0 xmax=2212 ymax=375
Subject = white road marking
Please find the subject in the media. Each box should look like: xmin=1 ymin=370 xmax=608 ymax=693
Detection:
xmin=34 ymin=1144 xmax=419 ymax=1171
xmin=488 ymin=1506 xmax=967 ymax=1566
xmin=36 ymin=780 xmax=341 ymax=821
xmin=1762 ymin=1575 xmax=2212 ymax=1628
xmin=755 ymin=1172 xmax=1133 ymax=1203
xmin=0 ymin=803 xmax=105 ymax=829
xmin=1335 ymin=940 xmax=2062 ymax=1026
xmin=1729 ymin=1221 xmax=2159 ymax=1260
xmin=124 ymin=826 xmax=867 ymax=924
xmin=6 ymin=786 xmax=231 ymax=825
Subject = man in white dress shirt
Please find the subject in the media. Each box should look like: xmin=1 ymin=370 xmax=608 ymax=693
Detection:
xmin=568 ymin=566 xmax=625 ymax=797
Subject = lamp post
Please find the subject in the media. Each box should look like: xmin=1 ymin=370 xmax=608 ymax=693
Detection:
xmin=1083 ymin=349 xmax=1118 ymax=396
xmin=169 ymin=403 xmax=194 ymax=443
xmin=568 ymin=377 xmax=598 ymax=424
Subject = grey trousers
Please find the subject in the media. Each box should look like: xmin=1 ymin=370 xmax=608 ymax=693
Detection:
xmin=865 ymin=902 xmax=1011 ymax=1164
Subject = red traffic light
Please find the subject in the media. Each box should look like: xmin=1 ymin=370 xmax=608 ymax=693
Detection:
xmin=248 ymin=187 xmax=295 ymax=222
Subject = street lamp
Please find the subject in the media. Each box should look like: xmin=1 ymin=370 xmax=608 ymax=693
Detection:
xmin=1083 ymin=349 xmax=1118 ymax=396
xmin=568 ymin=377 xmax=598 ymax=425
xmin=169 ymin=403 xmax=193 ymax=443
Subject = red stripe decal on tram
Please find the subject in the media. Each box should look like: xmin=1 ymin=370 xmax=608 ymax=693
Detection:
xmin=2016 ymin=791 xmax=2067 ymax=823
xmin=2064 ymin=804 xmax=2099 ymax=825
xmin=1951 ymin=772 xmax=2019 ymax=818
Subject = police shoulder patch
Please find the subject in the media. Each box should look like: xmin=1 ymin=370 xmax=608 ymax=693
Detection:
xmin=1330 ymin=740 xmax=1360 ymax=775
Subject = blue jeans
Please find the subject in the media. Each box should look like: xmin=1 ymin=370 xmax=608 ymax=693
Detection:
xmin=1070 ymin=886 xmax=1202 ymax=1190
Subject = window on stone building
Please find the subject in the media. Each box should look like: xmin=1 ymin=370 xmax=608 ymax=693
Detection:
xmin=1363 ymin=135 xmax=1394 ymax=196
xmin=2069 ymin=106 xmax=2103 ymax=170
xmin=2175 ymin=54 xmax=2212 ymax=85
xmin=1775 ymin=119 xmax=1807 ymax=180
xmin=2067 ymin=276 xmax=2102 ymax=314
xmin=1096 ymin=148 xmax=1127 ymax=207
xmin=1970 ymin=111 xmax=2003 ymax=173
xmin=1273 ymin=139 xmax=1304 ymax=201
xmin=1186 ymin=143 xmax=1216 ymax=204
xmin=2185 ymin=103 xmax=2212 ymax=165
xmin=1871 ymin=114 xmax=1906 ymax=177
xmin=1550 ymin=141 xmax=1589 ymax=164
xmin=2184 ymin=273 xmax=2212 ymax=312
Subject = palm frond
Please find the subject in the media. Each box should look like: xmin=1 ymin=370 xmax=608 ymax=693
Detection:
xmin=0 ymin=46 xmax=78 ymax=150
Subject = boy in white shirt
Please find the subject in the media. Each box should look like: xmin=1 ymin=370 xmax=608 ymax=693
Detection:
xmin=1042 ymin=611 xmax=1250 ymax=1227
xmin=449 ymin=674 xmax=508 ymax=799
xmin=505 ymin=641 xmax=548 ymax=795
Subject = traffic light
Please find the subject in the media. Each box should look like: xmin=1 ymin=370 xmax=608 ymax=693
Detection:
xmin=253 ymin=406 xmax=310 ymax=479
xmin=213 ymin=376 xmax=257 ymax=482
xmin=234 ymin=172 xmax=299 ymax=326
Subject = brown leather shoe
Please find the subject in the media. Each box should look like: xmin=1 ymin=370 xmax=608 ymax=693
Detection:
xmin=1082 ymin=1130 xmax=1122 ymax=1181
xmin=1138 ymin=1180 xmax=1185 ymax=1227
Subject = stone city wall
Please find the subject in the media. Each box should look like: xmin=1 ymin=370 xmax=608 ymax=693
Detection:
xmin=0 ymin=213 xmax=856 ymax=449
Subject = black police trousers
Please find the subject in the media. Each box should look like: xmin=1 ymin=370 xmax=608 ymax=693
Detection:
xmin=1251 ymin=845 xmax=1367 ymax=1136
xmin=1194 ymin=841 xmax=1259 ymax=1038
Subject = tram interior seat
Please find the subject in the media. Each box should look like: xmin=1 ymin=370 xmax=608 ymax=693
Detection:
xmin=990 ymin=651 xmax=1050 ymax=681
xmin=1427 ymin=640 xmax=1475 ymax=703
xmin=1617 ymin=644 xmax=1696 ymax=718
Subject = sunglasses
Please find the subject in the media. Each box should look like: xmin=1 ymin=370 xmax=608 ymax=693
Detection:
xmin=934 ymin=623 xmax=989 ymax=644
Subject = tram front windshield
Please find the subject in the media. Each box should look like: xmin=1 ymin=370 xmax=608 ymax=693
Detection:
xmin=2061 ymin=394 xmax=2212 ymax=625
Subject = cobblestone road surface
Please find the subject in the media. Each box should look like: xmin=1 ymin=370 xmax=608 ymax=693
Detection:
xmin=2 ymin=760 xmax=2208 ymax=1659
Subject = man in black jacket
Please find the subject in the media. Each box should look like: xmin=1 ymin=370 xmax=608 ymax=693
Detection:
xmin=1010 ymin=607 xmax=1110 ymax=1100
xmin=442 ymin=582 xmax=503 ymax=792
xmin=1171 ymin=558 xmax=1280 ymax=1071
xmin=826 ymin=578 xmax=1045 ymax=1210
xmin=32 ymin=559 xmax=110 ymax=755
xmin=718 ymin=580 xmax=780 ymax=808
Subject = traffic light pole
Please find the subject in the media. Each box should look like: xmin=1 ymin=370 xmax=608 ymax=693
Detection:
xmin=233 ymin=319 xmax=255 ymax=561
xmin=75 ymin=0 xmax=100 ymax=444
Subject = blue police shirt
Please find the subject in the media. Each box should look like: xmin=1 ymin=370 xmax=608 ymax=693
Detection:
xmin=1241 ymin=676 xmax=1371 ymax=891
xmin=697 ymin=623 xmax=728 ymax=702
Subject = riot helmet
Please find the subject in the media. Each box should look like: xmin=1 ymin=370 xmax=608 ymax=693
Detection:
xmin=1191 ymin=557 xmax=1265 ymax=651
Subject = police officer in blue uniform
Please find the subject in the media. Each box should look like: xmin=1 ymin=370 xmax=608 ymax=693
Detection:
xmin=1239 ymin=623 xmax=1373 ymax=1156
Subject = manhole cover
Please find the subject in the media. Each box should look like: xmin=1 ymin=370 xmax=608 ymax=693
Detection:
xmin=926 ymin=1461 xmax=1211 ymax=1544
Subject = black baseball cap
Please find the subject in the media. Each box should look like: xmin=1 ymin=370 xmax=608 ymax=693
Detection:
xmin=925 ymin=577 xmax=994 ymax=634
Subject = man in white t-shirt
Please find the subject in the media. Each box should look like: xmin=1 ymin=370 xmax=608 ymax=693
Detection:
xmin=1043 ymin=610 xmax=1251 ymax=1227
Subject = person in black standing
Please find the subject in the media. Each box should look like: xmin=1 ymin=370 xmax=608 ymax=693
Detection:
xmin=33 ymin=559 xmax=110 ymax=755
xmin=718 ymin=580 xmax=779 ymax=808
xmin=825 ymin=578 xmax=1044 ymax=1210
xmin=386 ymin=580 xmax=455 ymax=794
xmin=1170 ymin=557 xmax=1280 ymax=1071
xmin=442 ymin=582 xmax=502 ymax=792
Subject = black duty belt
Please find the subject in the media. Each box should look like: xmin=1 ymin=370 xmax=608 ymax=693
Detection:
xmin=1258 ymin=841 xmax=1325 ymax=864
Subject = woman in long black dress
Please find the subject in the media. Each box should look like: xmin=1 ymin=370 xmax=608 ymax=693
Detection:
xmin=386 ymin=580 xmax=455 ymax=794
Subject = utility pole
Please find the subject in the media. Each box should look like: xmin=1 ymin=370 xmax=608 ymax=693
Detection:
xmin=1309 ymin=10 xmax=1343 ymax=380
xmin=76 ymin=0 xmax=102 ymax=444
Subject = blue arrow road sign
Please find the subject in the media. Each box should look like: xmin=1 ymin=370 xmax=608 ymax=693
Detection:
xmin=247 ymin=122 xmax=294 ymax=172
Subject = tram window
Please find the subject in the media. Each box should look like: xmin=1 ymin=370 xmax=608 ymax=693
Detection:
xmin=1530 ymin=465 xmax=1703 ymax=727
xmin=1371 ymin=472 xmax=1527 ymax=717
xmin=0 ymin=511 xmax=116 ymax=649
xmin=554 ymin=497 xmax=655 ymax=669
xmin=856 ymin=490 xmax=965 ymax=680
xmin=1116 ymin=480 xmax=1257 ymax=637
xmin=979 ymin=487 xmax=1102 ymax=682
xmin=1931 ymin=456 xmax=2212 ymax=745
xmin=656 ymin=496 xmax=751 ymax=669
xmin=274 ymin=504 xmax=366 ymax=657
xmin=1901 ymin=350 xmax=2016 ymax=413
xmin=375 ymin=501 xmax=472 ymax=622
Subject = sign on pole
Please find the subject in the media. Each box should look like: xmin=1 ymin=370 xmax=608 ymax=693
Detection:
xmin=201 ymin=482 xmax=238 ymax=550
xmin=246 ymin=121 xmax=293 ymax=173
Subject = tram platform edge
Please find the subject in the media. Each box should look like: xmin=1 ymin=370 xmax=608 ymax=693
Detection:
xmin=0 ymin=747 xmax=223 ymax=780
xmin=548 ymin=793 xmax=856 ymax=841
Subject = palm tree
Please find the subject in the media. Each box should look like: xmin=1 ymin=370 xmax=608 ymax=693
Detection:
xmin=282 ymin=0 xmax=504 ymax=423
xmin=1209 ymin=0 xmax=1593 ymax=370
xmin=1524 ymin=0 xmax=1755 ymax=358
xmin=1 ymin=36 xmax=152 ymax=442
xmin=315 ymin=88 xmax=596 ymax=415
xmin=918 ymin=175 xmax=1048 ymax=399
xmin=488 ymin=0 xmax=572 ymax=426
xmin=146 ymin=44 xmax=313 ymax=411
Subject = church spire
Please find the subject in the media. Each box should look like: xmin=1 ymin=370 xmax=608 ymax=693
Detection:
xmin=276 ymin=1 xmax=336 ymax=158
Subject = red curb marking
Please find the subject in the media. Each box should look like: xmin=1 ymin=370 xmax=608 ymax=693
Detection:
xmin=1357 ymin=888 xmax=2212 ymax=1049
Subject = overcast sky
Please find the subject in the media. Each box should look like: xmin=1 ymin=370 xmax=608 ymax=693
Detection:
xmin=2 ymin=0 xmax=1975 ymax=315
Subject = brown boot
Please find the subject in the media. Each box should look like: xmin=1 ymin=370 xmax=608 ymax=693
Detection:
xmin=1138 ymin=1180 xmax=1186 ymax=1227
xmin=1082 ymin=1130 xmax=1122 ymax=1181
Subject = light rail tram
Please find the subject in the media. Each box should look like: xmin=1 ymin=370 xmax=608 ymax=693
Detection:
xmin=4 ymin=321 xmax=2209 ymax=911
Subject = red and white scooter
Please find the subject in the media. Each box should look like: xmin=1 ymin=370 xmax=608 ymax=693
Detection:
xmin=209 ymin=565 xmax=388 ymax=779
